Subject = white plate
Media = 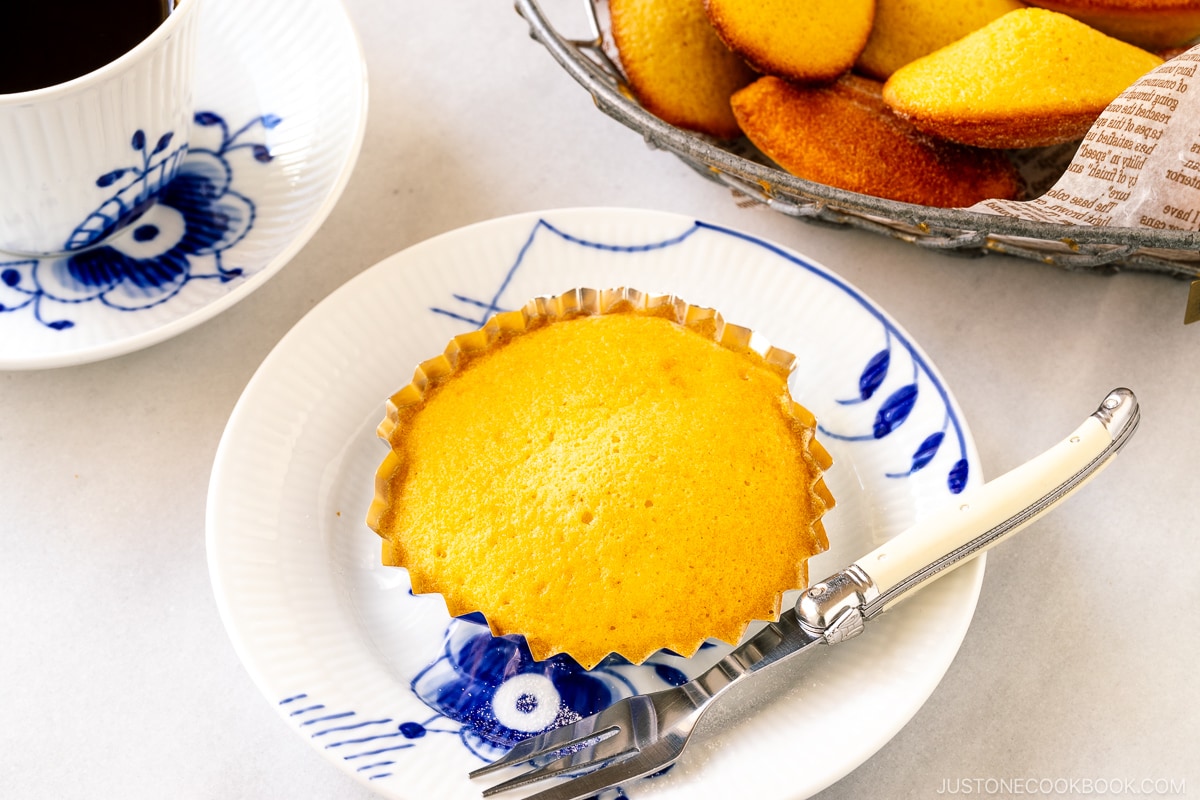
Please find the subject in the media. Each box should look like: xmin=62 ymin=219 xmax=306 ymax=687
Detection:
xmin=207 ymin=208 xmax=985 ymax=800
xmin=0 ymin=0 xmax=367 ymax=370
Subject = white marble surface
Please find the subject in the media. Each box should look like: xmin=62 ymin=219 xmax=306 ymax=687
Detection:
xmin=2 ymin=1 xmax=1196 ymax=798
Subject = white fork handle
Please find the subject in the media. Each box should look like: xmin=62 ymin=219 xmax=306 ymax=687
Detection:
xmin=798 ymin=388 xmax=1139 ymax=635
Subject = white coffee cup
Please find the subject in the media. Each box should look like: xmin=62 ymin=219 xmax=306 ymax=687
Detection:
xmin=0 ymin=0 xmax=203 ymax=257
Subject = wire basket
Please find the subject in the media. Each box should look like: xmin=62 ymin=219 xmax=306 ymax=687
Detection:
xmin=515 ymin=0 xmax=1200 ymax=280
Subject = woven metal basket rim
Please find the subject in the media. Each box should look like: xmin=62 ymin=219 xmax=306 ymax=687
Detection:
xmin=516 ymin=0 xmax=1200 ymax=279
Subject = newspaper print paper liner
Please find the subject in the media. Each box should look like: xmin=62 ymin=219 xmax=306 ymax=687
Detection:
xmin=207 ymin=208 xmax=985 ymax=799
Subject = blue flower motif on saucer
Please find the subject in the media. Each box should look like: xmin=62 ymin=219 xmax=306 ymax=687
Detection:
xmin=0 ymin=111 xmax=280 ymax=331
xmin=67 ymin=128 xmax=189 ymax=252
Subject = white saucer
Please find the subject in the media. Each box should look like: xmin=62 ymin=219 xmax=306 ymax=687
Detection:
xmin=207 ymin=208 xmax=986 ymax=800
xmin=0 ymin=0 xmax=367 ymax=370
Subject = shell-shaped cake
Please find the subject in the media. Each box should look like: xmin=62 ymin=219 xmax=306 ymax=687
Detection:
xmin=856 ymin=0 xmax=1026 ymax=80
xmin=704 ymin=0 xmax=875 ymax=83
xmin=610 ymin=0 xmax=756 ymax=139
xmin=883 ymin=8 xmax=1164 ymax=148
xmin=732 ymin=74 xmax=1022 ymax=207
xmin=1025 ymin=0 xmax=1200 ymax=49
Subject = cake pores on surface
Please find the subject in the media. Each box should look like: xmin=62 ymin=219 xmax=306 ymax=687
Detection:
xmin=1024 ymin=0 xmax=1200 ymax=49
xmin=882 ymin=8 xmax=1165 ymax=148
xmin=610 ymin=0 xmax=757 ymax=139
xmin=732 ymin=73 xmax=1022 ymax=207
xmin=856 ymin=0 xmax=1026 ymax=80
xmin=704 ymin=0 xmax=875 ymax=83
xmin=367 ymin=290 xmax=835 ymax=670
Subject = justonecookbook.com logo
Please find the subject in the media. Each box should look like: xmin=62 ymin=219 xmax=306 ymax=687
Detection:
xmin=936 ymin=777 xmax=1186 ymax=796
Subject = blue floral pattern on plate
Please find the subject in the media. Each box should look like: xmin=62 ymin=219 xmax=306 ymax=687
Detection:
xmin=0 ymin=111 xmax=277 ymax=331
xmin=229 ymin=211 xmax=986 ymax=799
xmin=281 ymin=613 xmax=698 ymax=795
xmin=819 ymin=327 xmax=971 ymax=495
xmin=412 ymin=614 xmax=692 ymax=751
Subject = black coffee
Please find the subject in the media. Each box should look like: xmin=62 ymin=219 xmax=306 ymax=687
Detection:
xmin=0 ymin=0 xmax=174 ymax=94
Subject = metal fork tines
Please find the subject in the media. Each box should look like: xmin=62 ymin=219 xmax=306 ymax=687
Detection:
xmin=470 ymin=611 xmax=824 ymax=799
xmin=469 ymin=689 xmax=693 ymax=799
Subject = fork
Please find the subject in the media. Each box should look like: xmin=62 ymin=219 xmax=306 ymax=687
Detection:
xmin=469 ymin=388 xmax=1140 ymax=800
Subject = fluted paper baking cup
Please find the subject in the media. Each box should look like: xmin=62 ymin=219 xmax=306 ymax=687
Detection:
xmin=366 ymin=287 xmax=836 ymax=669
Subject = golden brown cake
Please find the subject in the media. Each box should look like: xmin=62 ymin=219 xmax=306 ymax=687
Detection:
xmin=366 ymin=288 xmax=835 ymax=669
xmin=704 ymin=0 xmax=875 ymax=83
xmin=732 ymin=74 xmax=1022 ymax=207
xmin=856 ymin=0 xmax=1026 ymax=79
xmin=882 ymin=8 xmax=1164 ymax=148
xmin=610 ymin=0 xmax=757 ymax=139
xmin=1024 ymin=0 xmax=1200 ymax=48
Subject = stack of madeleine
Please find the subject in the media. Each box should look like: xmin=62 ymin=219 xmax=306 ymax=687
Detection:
xmin=609 ymin=0 xmax=1184 ymax=206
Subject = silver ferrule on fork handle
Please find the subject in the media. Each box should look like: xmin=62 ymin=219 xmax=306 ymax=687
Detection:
xmin=797 ymin=388 xmax=1140 ymax=642
xmin=796 ymin=565 xmax=879 ymax=643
